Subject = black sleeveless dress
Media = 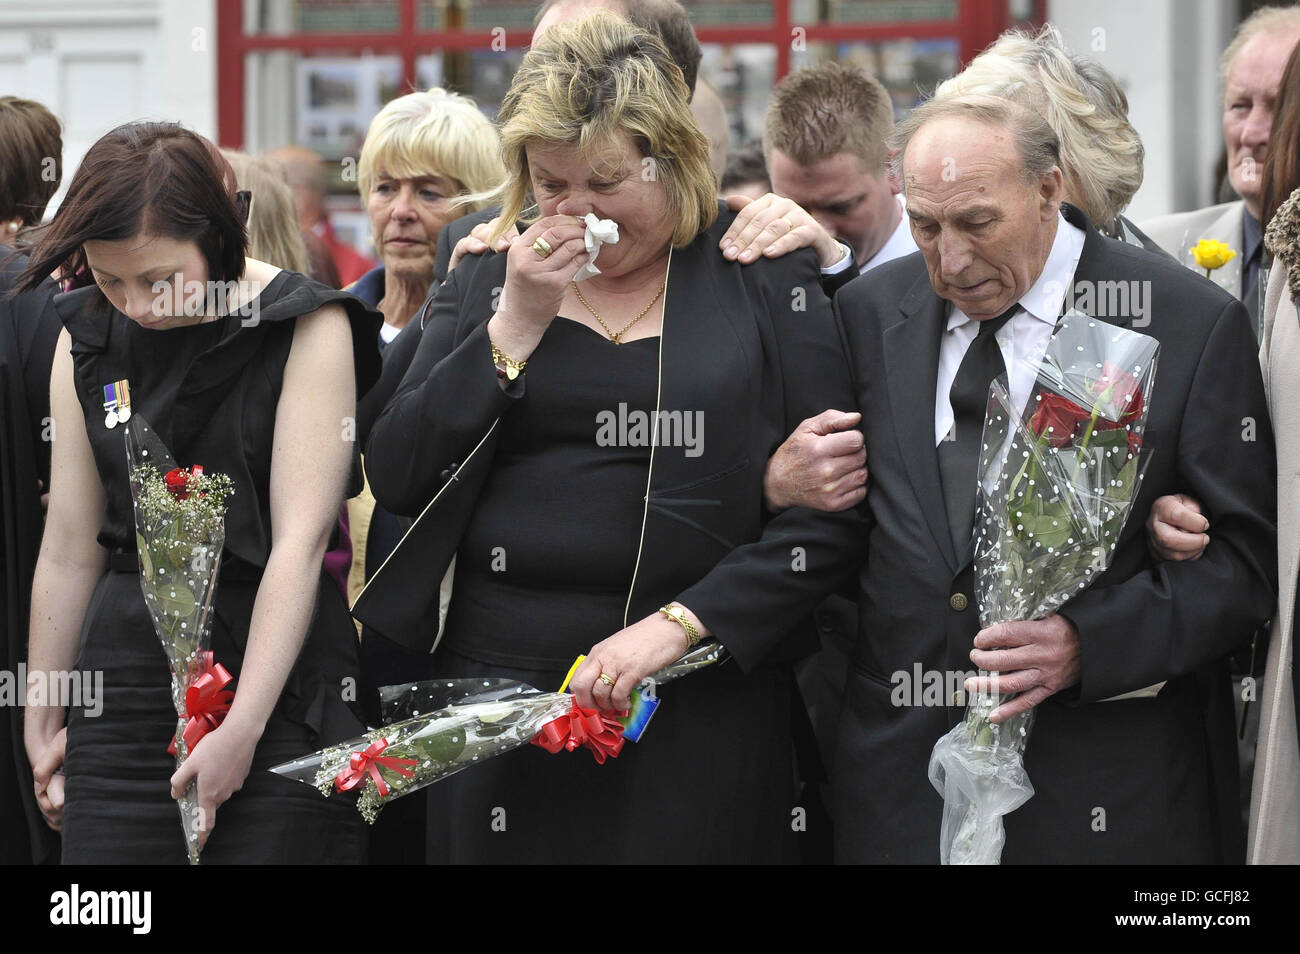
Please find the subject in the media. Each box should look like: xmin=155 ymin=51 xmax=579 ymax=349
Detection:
xmin=57 ymin=270 xmax=382 ymax=864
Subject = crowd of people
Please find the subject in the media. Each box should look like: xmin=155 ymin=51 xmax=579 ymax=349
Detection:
xmin=1 ymin=0 xmax=1298 ymax=865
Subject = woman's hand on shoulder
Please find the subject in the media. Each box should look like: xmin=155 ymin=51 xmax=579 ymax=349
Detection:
xmin=448 ymin=216 xmax=519 ymax=274
xmin=720 ymin=193 xmax=846 ymax=270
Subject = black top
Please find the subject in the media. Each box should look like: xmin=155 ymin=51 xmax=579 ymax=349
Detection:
xmin=442 ymin=318 xmax=657 ymax=667
xmin=56 ymin=270 xmax=383 ymax=565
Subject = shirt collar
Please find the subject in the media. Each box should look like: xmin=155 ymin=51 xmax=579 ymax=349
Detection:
xmin=946 ymin=211 xmax=1085 ymax=332
xmin=861 ymin=194 xmax=919 ymax=274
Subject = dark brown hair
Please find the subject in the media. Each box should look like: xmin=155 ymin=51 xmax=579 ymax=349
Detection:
xmin=18 ymin=122 xmax=246 ymax=294
xmin=1262 ymin=40 xmax=1300 ymax=231
xmin=0 ymin=97 xmax=63 ymax=226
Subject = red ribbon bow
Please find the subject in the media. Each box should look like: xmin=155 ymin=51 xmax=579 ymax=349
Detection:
xmin=532 ymin=697 xmax=626 ymax=764
xmin=167 ymin=654 xmax=234 ymax=757
xmin=334 ymin=739 xmax=419 ymax=798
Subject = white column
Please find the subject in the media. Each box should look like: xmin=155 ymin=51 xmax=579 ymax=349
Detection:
xmin=158 ymin=0 xmax=217 ymax=140
xmin=1048 ymin=0 xmax=1235 ymax=219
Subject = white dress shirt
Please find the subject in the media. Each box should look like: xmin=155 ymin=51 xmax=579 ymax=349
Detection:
xmin=933 ymin=212 xmax=1086 ymax=447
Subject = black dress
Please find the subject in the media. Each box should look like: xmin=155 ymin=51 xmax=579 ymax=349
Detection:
xmin=426 ymin=318 xmax=798 ymax=864
xmin=0 ymin=250 xmax=62 ymax=865
xmin=57 ymin=270 xmax=382 ymax=864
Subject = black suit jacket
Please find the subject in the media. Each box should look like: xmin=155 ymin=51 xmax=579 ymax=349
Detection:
xmin=354 ymin=209 xmax=866 ymax=670
xmin=433 ymin=207 xmax=496 ymax=286
xmin=831 ymin=204 xmax=1277 ymax=863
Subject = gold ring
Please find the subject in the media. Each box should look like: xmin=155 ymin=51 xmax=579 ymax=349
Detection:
xmin=598 ymin=672 xmax=616 ymax=687
xmin=532 ymin=236 xmax=553 ymax=259
xmin=778 ymin=218 xmax=794 ymax=233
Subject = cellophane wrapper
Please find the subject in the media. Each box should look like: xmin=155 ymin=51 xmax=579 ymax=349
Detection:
xmin=125 ymin=416 xmax=228 ymax=865
xmin=270 ymin=641 xmax=728 ymax=822
xmin=928 ymin=313 xmax=1160 ymax=864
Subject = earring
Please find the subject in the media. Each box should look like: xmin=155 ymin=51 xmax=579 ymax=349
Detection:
xmin=5 ymin=220 xmax=19 ymax=235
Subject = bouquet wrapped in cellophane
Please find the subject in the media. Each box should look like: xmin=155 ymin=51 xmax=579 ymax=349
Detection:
xmin=125 ymin=416 xmax=235 ymax=864
xmin=271 ymin=641 xmax=727 ymax=822
xmin=928 ymin=313 xmax=1160 ymax=864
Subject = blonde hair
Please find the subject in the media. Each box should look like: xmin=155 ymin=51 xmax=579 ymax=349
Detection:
xmin=489 ymin=11 xmax=717 ymax=248
xmin=357 ymin=87 xmax=504 ymax=210
xmin=764 ymin=63 xmax=894 ymax=173
xmin=1220 ymin=4 xmax=1300 ymax=96
xmin=934 ymin=25 xmax=1143 ymax=226
xmin=222 ymin=149 xmax=311 ymax=273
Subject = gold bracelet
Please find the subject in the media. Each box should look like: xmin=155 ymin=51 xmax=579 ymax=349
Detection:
xmin=489 ymin=339 xmax=527 ymax=381
xmin=658 ymin=603 xmax=700 ymax=651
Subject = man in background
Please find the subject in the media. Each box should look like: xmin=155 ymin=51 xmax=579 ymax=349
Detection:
xmin=764 ymin=62 xmax=916 ymax=276
xmin=1142 ymin=4 xmax=1300 ymax=320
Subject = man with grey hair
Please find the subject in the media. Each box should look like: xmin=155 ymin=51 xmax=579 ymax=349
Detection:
xmin=825 ymin=94 xmax=1275 ymax=862
xmin=1142 ymin=4 xmax=1300 ymax=319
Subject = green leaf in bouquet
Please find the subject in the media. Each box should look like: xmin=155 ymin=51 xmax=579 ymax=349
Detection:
xmin=1016 ymin=510 xmax=1075 ymax=551
xmin=1105 ymin=448 xmax=1141 ymax=502
xmin=476 ymin=708 xmax=529 ymax=738
xmin=413 ymin=720 xmax=468 ymax=764
xmin=135 ymin=532 xmax=154 ymax=582
xmin=153 ymin=581 xmax=198 ymax=621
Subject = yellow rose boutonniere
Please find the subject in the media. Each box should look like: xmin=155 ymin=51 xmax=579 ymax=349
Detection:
xmin=1191 ymin=238 xmax=1236 ymax=278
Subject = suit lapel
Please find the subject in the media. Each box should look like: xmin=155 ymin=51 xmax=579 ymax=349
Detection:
xmin=1066 ymin=204 xmax=1135 ymax=332
xmin=885 ymin=272 xmax=959 ymax=572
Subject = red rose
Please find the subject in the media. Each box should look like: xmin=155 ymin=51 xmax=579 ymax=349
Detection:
xmin=164 ymin=467 xmax=190 ymax=501
xmin=1029 ymin=392 xmax=1092 ymax=447
xmin=1088 ymin=362 xmax=1144 ymax=423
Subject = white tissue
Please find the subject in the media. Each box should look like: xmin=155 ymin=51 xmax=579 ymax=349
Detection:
xmin=572 ymin=213 xmax=619 ymax=282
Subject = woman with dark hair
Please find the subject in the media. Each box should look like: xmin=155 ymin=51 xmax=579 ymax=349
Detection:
xmin=1260 ymin=43 xmax=1300 ymax=235
xmin=0 ymin=96 xmax=64 ymax=865
xmin=0 ymin=96 xmax=62 ymax=245
xmin=19 ymin=122 xmax=382 ymax=864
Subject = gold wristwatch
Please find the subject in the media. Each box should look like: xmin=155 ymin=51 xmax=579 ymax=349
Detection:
xmin=658 ymin=603 xmax=700 ymax=649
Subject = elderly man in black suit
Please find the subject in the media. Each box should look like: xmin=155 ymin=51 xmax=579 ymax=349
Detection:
xmin=823 ymin=95 xmax=1276 ymax=863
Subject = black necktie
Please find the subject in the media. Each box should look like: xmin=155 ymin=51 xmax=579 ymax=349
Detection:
xmin=937 ymin=305 xmax=1018 ymax=557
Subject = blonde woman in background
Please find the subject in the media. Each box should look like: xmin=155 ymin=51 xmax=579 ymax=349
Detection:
xmin=351 ymin=87 xmax=504 ymax=346
xmin=934 ymin=24 xmax=1162 ymax=252
xmin=344 ymin=88 xmax=503 ymax=864
xmin=221 ymin=150 xmax=312 ymax=275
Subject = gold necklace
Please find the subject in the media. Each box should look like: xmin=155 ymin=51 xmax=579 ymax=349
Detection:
xmin=570 ymin=280 xmax=666 ymax=344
